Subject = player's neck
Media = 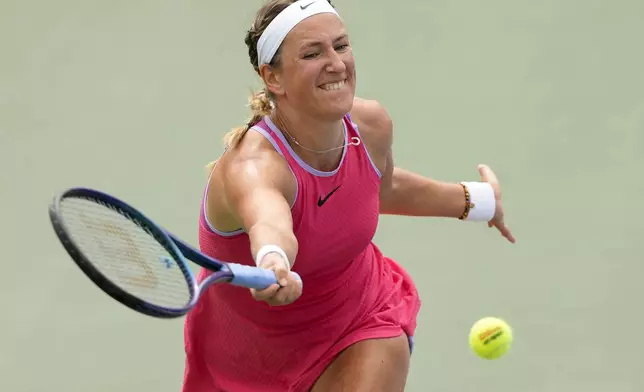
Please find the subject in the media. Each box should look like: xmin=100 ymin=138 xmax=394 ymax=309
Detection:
xmin=270 ymin=109 xmax=345 ymax=155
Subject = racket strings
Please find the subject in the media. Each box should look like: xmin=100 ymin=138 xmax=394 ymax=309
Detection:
xmin=60 ymin=197 xmax=193 ymax=309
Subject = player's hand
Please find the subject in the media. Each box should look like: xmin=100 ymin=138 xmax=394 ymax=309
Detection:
xmin=250 ymin=253 xmax=302 ymax=306
xmin=478 ymin=164 xmax=516 ymax=244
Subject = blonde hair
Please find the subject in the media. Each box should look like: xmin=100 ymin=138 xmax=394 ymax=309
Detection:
xmin=224 ymin=88 xmax=273 ymax=149
xmin=205 ymin=88 xmax=273 ymax=173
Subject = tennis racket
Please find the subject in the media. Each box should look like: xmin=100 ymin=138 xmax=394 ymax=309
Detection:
xmin=48 ymin=187 xmax=302 ymax=319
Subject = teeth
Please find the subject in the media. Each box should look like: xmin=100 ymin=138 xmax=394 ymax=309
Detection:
xmin=322 ymin=80 xmax=345 ymax=91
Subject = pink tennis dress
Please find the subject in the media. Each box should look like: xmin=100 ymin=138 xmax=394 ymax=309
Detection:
xmin=182 ymin=115 xmax=421 ymax=392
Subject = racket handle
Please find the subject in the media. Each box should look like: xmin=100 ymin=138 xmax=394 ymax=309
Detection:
xmin=227 ymin=263 xmax=302 ymax=290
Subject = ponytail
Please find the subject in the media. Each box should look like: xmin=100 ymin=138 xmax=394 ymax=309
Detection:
xmin=224 ymin=88 xmax=273 ymax=149
xmin=205 ymin=88 xmax=273 ymax=174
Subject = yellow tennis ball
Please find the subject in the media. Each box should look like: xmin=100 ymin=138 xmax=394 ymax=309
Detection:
xmin=469 ymin=317 xmax=513 ymax=359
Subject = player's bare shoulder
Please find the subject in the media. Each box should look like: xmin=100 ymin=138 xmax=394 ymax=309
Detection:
xmin=349 ymin=97 xmax=394 ymax=168
xmin=219 ymin=129 xmax=295 ymax=201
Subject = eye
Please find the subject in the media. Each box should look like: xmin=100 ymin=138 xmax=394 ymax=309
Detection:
xmin=303 ymin=52 xmax=319 ymax=59
xmin=335 ymin=44 xmax=349 ymax=52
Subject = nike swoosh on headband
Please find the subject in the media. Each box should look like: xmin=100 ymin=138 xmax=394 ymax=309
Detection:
xmin=300 ymin=0 xmax=316 ymax=10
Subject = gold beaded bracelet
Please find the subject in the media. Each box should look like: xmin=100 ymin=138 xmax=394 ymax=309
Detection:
xmin=459 ymin=183 xmax=473 ymax=220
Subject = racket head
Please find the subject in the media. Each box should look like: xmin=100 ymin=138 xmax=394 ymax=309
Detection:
xmin=49 ymin=187 xmax=199 ymax=318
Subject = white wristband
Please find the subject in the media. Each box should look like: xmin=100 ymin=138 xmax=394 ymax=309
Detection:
xmin=255 ymin=245 xmax=291 ymax=271
xmin=460 ymin=182 xmax=496 ymax=222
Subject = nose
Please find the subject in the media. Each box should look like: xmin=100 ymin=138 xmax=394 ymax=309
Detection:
xmin=325 ymin=49 xmax=346 ymax=73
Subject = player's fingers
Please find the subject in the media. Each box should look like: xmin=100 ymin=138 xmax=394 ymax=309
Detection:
xmin=257 ymin=253 xmax=290 ymax=286
xmin=272 ymin=286 xmax=292 ymax=304
xmin=274 ymin=274 xmax=301 ymax=304
xmin=250 ymin=284 xmax=280 ymax=301
xmin=274 ymin=267 xmax=289 ymax=287
xmin=265 ymin=287 xmax=295 ymax=306
xmin=287 ymin=273 xmax=304 ymax=303
xmin=496 ymin=221 xmax=516 ymax=243
xmin=503 ymin=228 xmax=516 ymax=243
xmin=268 ymin=272 xmax=302 ymax=305
xmin=478 ymin=164 xmax=498 ymax=185
xmin=286 ymin=280 xmax=303 ymax=304
xmin=263 ymin=257 xmax=290 ymax=286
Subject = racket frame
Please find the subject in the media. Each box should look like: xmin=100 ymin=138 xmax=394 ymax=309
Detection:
xmin=49 ymin=187 xmax=199 ymax=318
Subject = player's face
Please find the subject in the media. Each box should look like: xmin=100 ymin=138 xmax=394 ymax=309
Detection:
xmin=269 ymin=13 xmax=356 ymax=120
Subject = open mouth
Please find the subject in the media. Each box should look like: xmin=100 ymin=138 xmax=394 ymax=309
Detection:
xmin=319 ymin=79 xmax=346 ymax=91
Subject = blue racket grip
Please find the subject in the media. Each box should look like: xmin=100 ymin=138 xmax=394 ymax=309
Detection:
xmin=227 ymin=263 xmax=302 ymax=290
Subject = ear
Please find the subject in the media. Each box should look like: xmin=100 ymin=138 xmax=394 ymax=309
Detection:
xmin=259 ymin=64 xmax=285 ymax=97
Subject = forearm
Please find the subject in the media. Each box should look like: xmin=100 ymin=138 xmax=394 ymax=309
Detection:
xmin=380 ymin=167 xmax=467 ymax=218
xmin=248 ymin=222 xmax=299 ymax=268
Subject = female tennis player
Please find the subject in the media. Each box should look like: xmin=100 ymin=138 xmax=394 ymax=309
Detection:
xmin=182 ymin=0 xmax=515 ymax=391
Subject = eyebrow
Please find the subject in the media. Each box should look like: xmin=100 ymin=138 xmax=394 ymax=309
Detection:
xmin=299 ymin=33 xmax=349 ymax=50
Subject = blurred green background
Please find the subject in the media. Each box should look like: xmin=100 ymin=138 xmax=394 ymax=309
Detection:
xmin=2 ymin=0 xmax=643 ymax=391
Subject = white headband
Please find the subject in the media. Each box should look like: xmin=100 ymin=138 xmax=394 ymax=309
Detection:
xmin=257 ymin=0 xmax=340 ymax=66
